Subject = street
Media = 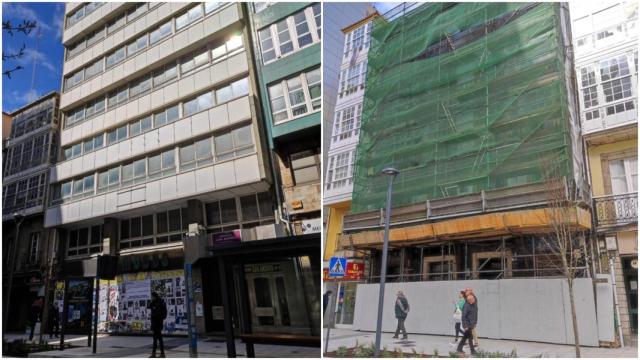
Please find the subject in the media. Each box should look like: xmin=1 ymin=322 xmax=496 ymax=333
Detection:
xmin=323 ymin=328 xmax=639 ymax=358
xmin=3 ymin=333 xmax=319 ymax=358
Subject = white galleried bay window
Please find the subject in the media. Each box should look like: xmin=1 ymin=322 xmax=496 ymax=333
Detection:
xmin=258 ymin=4 xmax=321 ymax=64
xmin=332 ymin=104 xmax=362 ymax=142
xmin=339 ymin=61 xmax=367 ymax=98
xmin=344 ymin=21 xmax=371 ymax=59
xmin=268 ymin=68 xmax=321 ymax=124
xmin=325 ymin=150 xmax=355 ymax=191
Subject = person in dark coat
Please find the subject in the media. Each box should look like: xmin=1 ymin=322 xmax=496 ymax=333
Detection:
xmin=392 ymin=290 xmax=409 ymax=340
xmin=457 ymin=294 xmax=478 ymax=356
xmin=149 ymin=292 xmax=167 ymax=358
xmin=48 ymin=301 xmax=60 ymax=338
xmin=28 ymin=297 xmax=43 ymax=341
xmin=323 ymin=290 xmax=332 ymax=316
xmin=465 ymin=287 xmax=479 ymax=347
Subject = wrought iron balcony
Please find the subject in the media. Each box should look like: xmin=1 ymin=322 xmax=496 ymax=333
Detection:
xmin=593 ymin=192 xmax=638 ymax=228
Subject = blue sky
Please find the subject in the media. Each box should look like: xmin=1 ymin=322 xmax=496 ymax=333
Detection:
xmin=2 ymin=1 xmax=65 ymax=113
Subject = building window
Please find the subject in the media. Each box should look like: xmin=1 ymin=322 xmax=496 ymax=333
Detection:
xmin=216 ymin=77 xmax=249 ymax=104
xmin=154 ymin=209 xmax=187 ymax=245
xmin=584 ymin=109 xmax=600 ymax=121
xmin=180 ymin=46 xmax=209 ymax=74
xmin=152 ymin=62 xmax=178 ymax=87
xmin=176 ymin=4 xmax=203 ymax=31
xmin=130 ymin=76 xmax=152 ymax=99
xmin=28 ymin=233 xmax=40 ymax=265
xmin=127 ymin=34 xmax=149 ymax=56
xmin=325 ymin=150 xmax=355 ymax=191
xmin=205 ymin=1 xmax=224 ymax=14
xmin=85 ymin=59 xmax=103 ymax=79
xmin=290 ymin=148 xmax=320 ymax=185
xmin=154 ymin=105 xmax=180 ymax=127
xmin=129 ymin=116 xmax=153 ymax=137
xmin=333 ymin=104 xmax=362 ymax=142
xmin=107 ymin=124 xmax=128 ymax=145
xmin=108 ymin=86 xmax=129 ymax=108
xmin=339 ymin=61 xmax=367 ymax=98
xmin=253 ymin=2 xmax=275 ymax=13
xmin=205 ymin=193 xmax=274 ymax=230
xmin=268 ymin=68 xmax=321 ymax=124
xmin=105 ymin=46 xmax=126 ymax=69
xmin=258 ymin=5 xmax=321 ymax=65
xmin=609 ymin=157 xmax=638 ymax=194
xmin=179 ymin=138 xmax=213 ymax=171
xmin=580 ymin=66 xmax=596 ymax=87
xmin=600 ymin=56 xmax=630 ymax=82
xmin=211 ymin=34 xmax=244 ymax=64
xmin=183 ymin=92 xmax=214 ymax=117
xmin=127 ymin=3 xmax=148 ymax=22
xmin=214 ymin=124 xmax=254 ymax=162
xmin=67 ymin=225 xmax=102 ymax=257
xmin=605 ymin=100 xmax=635 ymax=116
xmin=344 ymin=22 xmax=370 ymax=59
xmin=64 ymin=70 xmax=84 ymax=91
xmin=150 ymin=21 xmax=172 ymax=45
xmin=120 ymin=214 xmax=155 ymax=249
xmin=107 ymin=14 xmax=126 ymax=34
xmin=148 ymin=149 xmax=176 ymax=179
xmin=602 ymin=77 xmax=632 ymax=102
xmin=312 ymin=3 xmax=321 ymax=39
xmin=582 ymin=86 xmax=598 ymax=108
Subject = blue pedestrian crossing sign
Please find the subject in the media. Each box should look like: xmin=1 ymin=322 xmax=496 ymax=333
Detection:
xmin=329 ymin=257 xmax=347 ymax=277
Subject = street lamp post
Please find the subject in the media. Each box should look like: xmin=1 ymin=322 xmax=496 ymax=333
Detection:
xmin=3 ymin=213 xmax=25 ymax=337
xmin=374 ymin=168 xmax=399 ymax=357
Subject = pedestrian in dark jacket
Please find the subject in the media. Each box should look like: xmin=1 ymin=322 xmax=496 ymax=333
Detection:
xmin=149 ymin=292 xmax=167 ymax=358
xmin=323 ymin=290 xmax=332 ymax=316
xmin=48 ymin=301 xmax=60 ymax=338
xmin=28 ymin=298 xmax=43 ymax=341
xmin=457 ymin=294 xmax=478 ymax=356
xmin=392 ymin=290 xmax=409 ymax=340
xmin=465 ymin=287 xmax=480 ymax=347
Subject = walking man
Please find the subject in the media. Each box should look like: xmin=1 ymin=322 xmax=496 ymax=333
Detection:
xmin=465 ymin=288 xmax=479 ymax=347
xmin=457 ymin=294 xmax=478 ymax=356
xmin=28 ymin=297 xmax=43 ymax=341
xmin=392 ymin=290 xmax=409 ymax=340
xmin=149 ymin=292 xmax=167 ymax=358
xmin=323 ymin=290 xmax=332 ymax=317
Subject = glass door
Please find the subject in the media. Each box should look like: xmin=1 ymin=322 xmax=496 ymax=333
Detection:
xmin=608 ymin=158 xmax=638 ymax=223
xmin=246 ymin=272 xmax=292 ymax=333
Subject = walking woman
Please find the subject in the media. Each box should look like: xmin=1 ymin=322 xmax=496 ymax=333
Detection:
xmin=451 ymin=290 xmax=466 ymax=344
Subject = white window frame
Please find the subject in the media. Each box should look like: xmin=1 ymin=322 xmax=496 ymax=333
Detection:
xmin=332 ymin=103 xmax=362 ymax=142
xmin=258 ymin=5 xmax=321 ymax=65
xmin=28 ymin=232 xmax=40 ymax=265
xmin=325 ymin=150 xmax=356 ymax=191
xmin=609 ymin=157 xmax=638 ymax=194
xmin=268 ymin=68 xmax=321 ymax=125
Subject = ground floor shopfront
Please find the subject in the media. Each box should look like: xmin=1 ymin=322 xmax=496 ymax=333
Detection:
xmin=193 ymin=234 xmax=321 ymax=340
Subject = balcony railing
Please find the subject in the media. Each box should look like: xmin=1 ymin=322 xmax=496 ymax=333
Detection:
xmin=594 ymin=192 xmax=638 ymax=227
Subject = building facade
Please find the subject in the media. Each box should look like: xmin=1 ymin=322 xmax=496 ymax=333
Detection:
xmin=570 ymin=0 xmax=638 ymax=343
xmin=331 ymin=3 xmax=619 ymax=346
xmin=2 ymin=92 xmax=60 ymax=332
xmin=322 ymin=8 xmax=377 ymax=328
xmin=52 ymin=2 xmax=318 ymax=338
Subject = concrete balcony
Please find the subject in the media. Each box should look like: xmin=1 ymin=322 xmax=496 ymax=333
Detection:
xmin=593 ymin=192 xmax=638 ymax=230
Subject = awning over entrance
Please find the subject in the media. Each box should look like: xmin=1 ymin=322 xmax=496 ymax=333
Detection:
xmin=340 ymin=207 xmax=592 ymax=249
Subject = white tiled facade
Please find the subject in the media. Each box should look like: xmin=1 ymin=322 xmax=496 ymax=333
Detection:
xmin=323 ymin=18 xmax=373 ymax=205
xmin=570 ymin=1 xmax=638 ymax=135
xmin=49 ymin=2 xmax=270 ymax=257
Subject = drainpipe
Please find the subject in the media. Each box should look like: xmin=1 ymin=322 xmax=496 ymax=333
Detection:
xmin=608 ymin=254 xmax=624 ymax=347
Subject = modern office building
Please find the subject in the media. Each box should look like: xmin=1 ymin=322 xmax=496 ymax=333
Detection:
xmin=322 ymin=7 xmax=377 ymax=327
xmin=332 ymin=3 xmax=623 ymax=346
xmin=571 ymin=0 xmax=638 ymax=343
xmin=51 ymin=2 xmax=319 ymax=339
xmin=2 ymin=92 xmax=60 ymax=332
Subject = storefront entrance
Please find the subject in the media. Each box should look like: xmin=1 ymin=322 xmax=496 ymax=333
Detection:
xmin=245 ymin=265 xmax=292 ymax=333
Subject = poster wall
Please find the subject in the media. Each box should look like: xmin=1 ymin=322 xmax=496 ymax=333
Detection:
xmin=97 ymin=269 xmax=187 ymax=334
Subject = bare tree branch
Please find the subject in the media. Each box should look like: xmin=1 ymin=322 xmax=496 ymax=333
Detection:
xmin=2 ymin=43 xmax=26 ymax=60
xmin=2 ymin=20 xmax=38 ymax=36
xmin=3 ymin=66 xmax=23 ymax=79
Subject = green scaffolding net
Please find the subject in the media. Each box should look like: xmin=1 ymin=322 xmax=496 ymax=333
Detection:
xmin=351 ymin=2 xmax=583 ymax=213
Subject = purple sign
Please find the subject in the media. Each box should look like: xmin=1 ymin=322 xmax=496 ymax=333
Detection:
xmin=210 ymin=230 xmax=242 ymax=246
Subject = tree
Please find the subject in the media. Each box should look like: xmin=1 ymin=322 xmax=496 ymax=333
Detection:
xmin=2 ymin=20 xmax=37 ymax=78
xmin=540 ymin=176 xmax=587 ymax=358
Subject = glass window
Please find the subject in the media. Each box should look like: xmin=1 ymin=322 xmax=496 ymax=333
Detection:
xmin=162 ymin=149 xmax=175 ymax=175
xmin=148 ymin=154 xmax=161 ymax=178
xmin=287 ymin=76 xmax=307 ymax=116
xmin=269 ymin=83 xmax=288 ymax=123
xmin=157 ymin=212 xmax=168 ymax=233
xmin=83 ymin=175 xmax=94 ymax=195
xmin=133 ymin=159 xmax=146 ymax=181
xmin=205 ymin=1 xmax=222 ymax=14
xmin=94 ymin=134 xmax=104 ymax=149
xmin=142 ymin=215 xmax=153 ymax=236
xmin=276 ymin=19 xmax=293 ymax=56
xmin=214 ymin=125 xmax=254 ymax=161
xmin=131 ymin=217 xmax=141 ymax=237
xmin=150 ymin=21 xmax=172 ymax=45
xmin=83 ymin=138 xmax=94 ymax=153
xmin=220 ymin=198 xmax=237 ymax=223
xmin=130 ymin=121 xmax=141 ymax=137
xmin=154 ymin=110 xmax=167 ymax=127
xmin=180 ymin=143 xmax=196 ymax=170
xmin=140 ymin=116 xmax=152 ymax=132
xmin=127 ymin=3 xmax=147 ymax=22
xmin=602 ymin=77 xmax=632 ymax=102
xmin=291 ymin=149 xmax=320 ymax=184
xmin=73 ymin=178 xmax=84 ymax=196
xmin=259 ymin=28 xmax=276 ymax=63
xmin=97 ymin=171 xmax=108 ymax=192
xmin=166 ymin=105 xmax=179 ymax=123
xmin=72 ymin=143 xmax=82 ymax=158
xmin=106 ymin=47 xmax=125 ymax=68
xmin=85 ymin=59 xmax=103 ymax=79
xmin=121 ymin=219 xmax=130 ymax=239
xmin=184 ymin=92 xmax=213 ymax=117
xmin=206 ymin=201 xmax=221 ymax=225
xmin=196 ymin=138 xmax=213 ymax=165
xmin=312 ymin=3 xmax=321 ymax=39
xmin=582 ymin=86 xmax=598 ymax=109
xmin=168 ymin=208 xmax=181 ymax=232
xmin=294 ymin=11 xmax=312 ymax=48
xmin=176 ymin=4 xmax=202 ymax=30
xmin=61 ymin=181 xmax=72 ymax=198
xmin=257 ymin=192 xmax=273 ymax=218
xmin=231 ymin=78 xmax=249 ymax=98
xmin=240 ymin=194 xmax=259 ymax=221
xmin=216 ymin=85 xmax=233 ymax=104
xmin=600 ymin=56 xmax=630 ymax=81
xmin=109 ymin=167 xmax=120 ymax=186
xmin=306 ymin=68 xmax=321 ymax=110
xmin=122 ymin=163 xmax=133 ymax=186
xmin=107 ymin=14 xmax=125 ymax=34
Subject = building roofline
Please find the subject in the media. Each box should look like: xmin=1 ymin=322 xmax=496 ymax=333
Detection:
xmin=341 ymin=12 xmax=380 ymax=34
xmin=7 ymin=91 xmax=59 ymax=116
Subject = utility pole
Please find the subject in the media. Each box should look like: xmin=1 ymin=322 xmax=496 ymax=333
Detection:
xmin=374 ymin=168 xmax=399 ymax=357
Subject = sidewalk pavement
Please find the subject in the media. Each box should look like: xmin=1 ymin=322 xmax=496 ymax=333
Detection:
xmin=324 ymin=328 xmax=639 ymax=358
xmin=3 ymin=332 xmax=319 ymax=358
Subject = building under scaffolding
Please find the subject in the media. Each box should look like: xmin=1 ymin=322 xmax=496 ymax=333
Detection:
xmin=333 ymin=3 xmax=620 ymax=346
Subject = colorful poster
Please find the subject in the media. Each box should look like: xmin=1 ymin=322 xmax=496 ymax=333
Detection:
xmin=96 ymin=270 xmax=186 ymax=334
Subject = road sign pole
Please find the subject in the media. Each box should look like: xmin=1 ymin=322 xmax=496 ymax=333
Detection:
xmin=184 ymin=263 xmax=198 ymax=358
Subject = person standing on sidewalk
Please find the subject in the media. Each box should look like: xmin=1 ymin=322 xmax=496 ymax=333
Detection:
xmin=149 ymin=292 xmax=167 ymax=358
xmin=48 ymin=301 xmax=60 ymax=338
xmin=28 ymin=297 xmax=43 ymax=341
xmin=457 ymin=294 xmax=478 ymax=356
xmin=392 ymin=290 xmax=410 ymax=340
xmin=451 ymin=290 xmax=466 ymax=344
xmin=465 ymin=288 xmax=479 ymax=347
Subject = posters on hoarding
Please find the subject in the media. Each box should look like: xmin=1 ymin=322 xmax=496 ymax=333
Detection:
xmin=96 ymin=269 xmax=187 ymax=334
xmin=65 ymin=279 xmax=93 ymax=334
